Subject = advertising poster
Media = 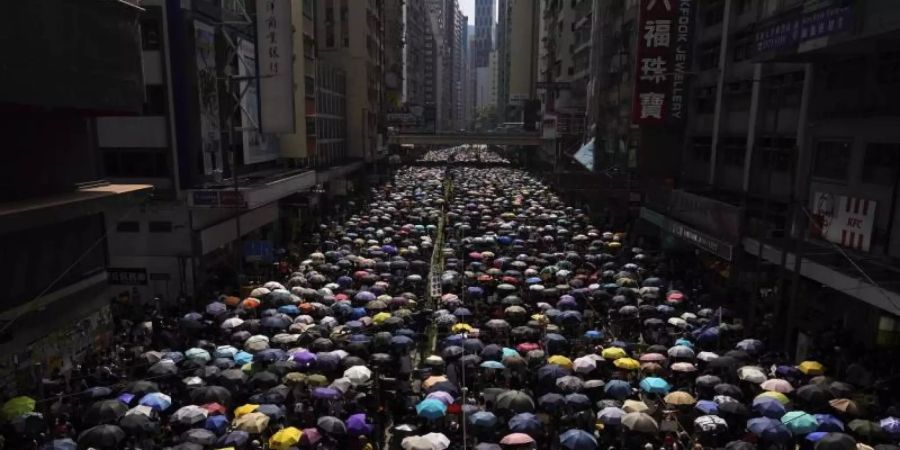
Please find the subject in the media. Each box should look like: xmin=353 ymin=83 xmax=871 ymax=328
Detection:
xmin=194 ymin=21 xmax=223 ymax=176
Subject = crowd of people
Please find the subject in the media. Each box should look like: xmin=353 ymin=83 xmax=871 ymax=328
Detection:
xmin=1 ymin=147 xmax=898 ymax=450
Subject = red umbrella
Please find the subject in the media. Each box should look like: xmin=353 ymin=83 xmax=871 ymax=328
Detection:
xmin=500 ymin=433 xmax=535 ymax=445
xmin=201 ymin=403 xmax=227 ymax=416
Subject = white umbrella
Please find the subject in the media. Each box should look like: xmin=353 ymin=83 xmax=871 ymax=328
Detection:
xmin=421 ymin=433 xmax=451 ymax=450
xmin=573 ymin=356 xmax=597 ymax=374
xmin=343 ymin=366 xmax=373 ymax=386
xmin=221 ymin=318 xmax=244 ymax=330
xmin=737 ymin=365 xmax=768 ymax=384
xmin=125 ymin=405 xmax=154 ymax=417
xmin=697 ymin=351 xmax=719 ymax=362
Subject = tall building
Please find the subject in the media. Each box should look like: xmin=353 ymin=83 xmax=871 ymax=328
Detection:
xmin=318 ymin=0 xmax=384 ymax=161
xmin=496 ymin=0 xmax=539 ymax=123
xmin=424 ymin=11 xmax=445 ymax=131
xmin=384 ymin=0 xmax=406 ymax=111
xmin=426 ymin=0 xmax=459 ymax=131
xmin=455 ymin=10 xmax=468 ymax=130
xmin=316 ymin=62 xmax=348 ymax=169
xmin=0 ymin=0 xmax=152 ymax=389
xmin=474 ymin=0 xmax=496 ymax=68
xmin=403 ymin=0 xmax=428 ymax=108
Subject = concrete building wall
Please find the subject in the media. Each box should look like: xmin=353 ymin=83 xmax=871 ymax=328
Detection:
xmin=506 ymin=0 xmax=539 ymax=117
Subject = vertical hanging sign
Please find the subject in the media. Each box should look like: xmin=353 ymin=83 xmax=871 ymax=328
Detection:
xmin=256 ymin=0 xmax=295 ymax=133
xmin=631 ymin=0 xmax=694 ymax=126
xmin=194 ymin=21 xmax=223 ymax=175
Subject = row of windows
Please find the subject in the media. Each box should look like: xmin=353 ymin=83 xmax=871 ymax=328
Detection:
xmin=317 ymin=116 xmax=346 ymax=140
xmin=117 ymin=221 xmax=173 ymax=233
xmin=316 ymin=91 xmax=346 ymax=115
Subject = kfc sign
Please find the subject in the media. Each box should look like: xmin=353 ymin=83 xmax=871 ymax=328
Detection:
xmin=631 ymin=0 xmax=694 ymax=126
xmin=811 ymin=192 xmax=877 ymax=252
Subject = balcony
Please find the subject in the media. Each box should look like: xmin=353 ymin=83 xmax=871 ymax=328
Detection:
xmin=0 ymin=0 xmax=144 ymax=113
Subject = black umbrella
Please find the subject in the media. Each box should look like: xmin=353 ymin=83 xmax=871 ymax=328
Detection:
xmin=317 ymin=415 xmax=347 ymax=434
xmin=84 ymin=399 xmax=128 ymax=425
xmin=815 ymin=433 xmax=857 ymax=450
xmin=218 ymin=369 xmax=248 ymax=388
xmin=796 ymin=384 xmax=833 ymax=408
xmin=182 ymin=428 xmax=218 ymax=446
xmin=190 ymin=385 xmax=232 ymax=405
xmin=124 ymin=380 xmax=160 ymax=397
xmin=495 ymin=390 xmax=536 ymax=413
xmin=119 ymin=414 xmax=159 ymax=436
xmin=714 ymin=383 xmax=743 ymax=399
xmin=78 ymin=424 xmax=126 ymax=449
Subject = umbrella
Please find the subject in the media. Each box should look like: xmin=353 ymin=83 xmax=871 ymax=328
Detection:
xmin=664 ymin=391 xmax=696 ymax=406
xmin=495 ymin=390 xmax=536 ymax=413
xmin=601 ymin=347 xmax=627 ymax=360
xmin=737 ymin=365 xmax=768 ymax=383
xmin=416 ymin=399 xmax=447 ymax=420
xmin=171 ymin=405 xmax=209 ymax=426
xmin=258 ymin=404 xmax=286 ymax=420
xmin=118 ymin=413 xmax=159 ymax=436
xmin=560 ymin=429 xmax=598 ymax=450
xmin=138 ymin=392 xmax=171 ymax=412
xmin=468 ymin=411 xmax=498 ymax=431
xmin=639 ymin=377 xmax=671 ymax=395
xmin=190 ymin=386 xmax=232 ymax=406
xmin=799 ymin=361 xmax=825 ymax=376
xmin=753 ymin=396 xmax=787 ymax=418
xmin=346 ymin=413 xmax=373 ymax=436
xmin=829 ymin=398 xmax=862 ymax=416
xmin=782 ymin=411 xmax=819 ymax=435
xmin=426 ymin=391 xmax=455 ymax=405
xmin=556 ymin=375 xmax=585 ymax=393
xmin=125 ymin=405 xmax=153 ymax=418
xmin=85 ymin=399 xmax=128 ymax=425
xmin=761 ymin=378 xmax=794 ymax=393
xmin=500 ymin=433 xmax=536 ymax=445
xmin=204 ymin=414 xmax=229 ymax=435
xmin=623 ymin=399 xmax=649 ymax=413
xmin=547 ymin=354 xmax=573 ymax=369
xmin=317 ymin=416 xmax=347 ymax=435
xmin=78 ymin=424 xmax=126 ymax=449
xmin=604 ymin=380 xmax=632 ymax=399
xmin=508 ymin=413 xmax=542 ymax=435
xmin=343 ymin=365 xmax=373 ymax=386
xmin=182 ymin=428 xmax=217 ymax=446
xmin=234 ymin=412 xmax=270 ymax=434
xmin=218 ymin=430 xmax=251 ymax=447
xmin=880 ymin=416 xmax=900 ymax=436
xmin=816 ymin=414 xmax=845 ymax=432
xmin=538 ymin=393 xmax=565 ymax=412
xmin=814 ymin=433 xmax=857 ymax=450
xmin=748 ymin=417 xmax=792 ymax=442
xmin=694 ymin=415 xmax=728 ymax=434
xmin=622 ymin=412 xmax=659 ymax=434
xmin=613 ymin=357 xmax=640 ymax=370
xmin=847 ymin=419 xmax=884 ymax=440
xmin=43 ymin=438 xmax=78 ymax=450
xmin=695 ymin=400 xmax=718 ymax=415
xmin=270 ymin=427 xmax=303 ymax=450
xmin=597 ymin=407 xmax=626 ymax=425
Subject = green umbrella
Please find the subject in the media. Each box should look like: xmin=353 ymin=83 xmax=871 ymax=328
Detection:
xmin=1 ymin=396 xmax=35 ymax=420
xmin=781 ymin=411 xmax=818 ymax=435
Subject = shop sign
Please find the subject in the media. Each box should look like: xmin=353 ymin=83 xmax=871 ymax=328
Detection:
xmin=256 ymin=0 xmax=295 ymax=133
xmin=811 ymin=192 xmax=876 ymax=251
xmin=244 ymin=240 xmax=274 ymax=263
xmin=108 ymin=268 xmax=148 ymax=285
xmin=238 ymin=38 xmax=276 ymax=164
xmin=189 ymin=190 xmax=248 ymax=208
xmin=631 ymin=0 xmax=695 ymax=126
xmin=194 ymin=21 xmax=223 ymax=176
xmin=640 ymin=207 xmax=734 ymax=261
xmin=648 ymin=188 xmax=742 ymax=242
xmin=753 ymin=1 xmax=853 ymax=55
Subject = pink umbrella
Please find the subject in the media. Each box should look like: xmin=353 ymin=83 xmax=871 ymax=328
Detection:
xmin=426 ymin=391 xmax=455 ymax=405
xmin=500 ymin=433 xmax=536 ymax=445
xmin=639 ymin=353 xmax=667 ymax=363
xmin=302 ymin=427 xmax=322 ymax=445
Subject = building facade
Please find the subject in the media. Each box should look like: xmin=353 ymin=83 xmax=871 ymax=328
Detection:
xmin=474 ymin=0 xmax=495 ymax=68
xmin=403 ymin=0 xmax=428 ymax=108
xmin=496 ymin=0 xmax=540 ymax=123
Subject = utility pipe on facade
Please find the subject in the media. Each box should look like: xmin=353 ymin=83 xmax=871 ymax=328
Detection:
xmin=742 ymin=63 xmax=763 ymax=192
xmin=708 ymin=0 xmax=733 ymax=186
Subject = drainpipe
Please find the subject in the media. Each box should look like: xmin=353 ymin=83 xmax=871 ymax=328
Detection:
xmin=742 ymin=63 xmax=762 ymax=192
xmin=708 ymin=0 xmax=732 ymax=186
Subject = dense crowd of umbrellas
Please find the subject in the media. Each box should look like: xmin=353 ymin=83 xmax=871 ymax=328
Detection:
xmin=1 ymin=147 xmax=898 ymax=450
xmin=418 ymin=146 xmax=509 ymax=164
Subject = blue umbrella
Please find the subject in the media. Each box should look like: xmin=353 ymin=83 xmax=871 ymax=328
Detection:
xmin=748 ymin=417 xmax=792 ymax=442
xmin=753 ymin=396 xmax=787 ymax=419
xmin=537 ymin=364 xmax=570 ymax=384
xmin=312 ymin=387 xmax=341 ymax=400
xmin=560 ymin=429 xmax=598 ymax=450
xmin=469 ymin=411 xmax=498 ymax=429
xmin=674 ymin=338 xmax=694 ymax=348
xmin=501 ymin=347 xmax=519 ymax=358
xmin=346 ymin=413 xmax=373 ymax=436
xmin=584 ymin=330 xmax=603 ymax=340
xmin=480 ymin=361 xmax=505 ymax=370
xmin=538 ymin=393 xmax=565 ymax=412
xmin=604 ymin=380 xmax=632 ymax=400
xmin=204 ymin=415 xmax=229 ymax=435
xmin=277 ymin=305 xmax=300 ymax=315
xmin=509 ymin=413 xmax=542 ymax=435
xmin=639 ymin=377 xmax=671 ymax=395
xmin=416 ymin=399 xmax=447 ymax=420
xmin=881 ymin=416 xmax=900 ymax=437
xmin=695 ymin=400 xmax=718 ymax=415
xmin=206 ymin=302 xmax=227 ymax=316
xmin=139 ymin=392 xmax=172 ymax=412
xmin=43 ymin=438 xmax=77 ymax=450
xmin=564 ymin=393 xmax=591 ymax=410
xmin=233 ymin=351 xmax=253 ymax=365
xmin=597 ymin=407 xmax=626 ymax=426
xmin=805 ymin=431 xmax=828 ymax=442
xmin=816 ymin=414 xmax=845 ymax=432
xmin=117 ymin=393 xmax=135 ymax=405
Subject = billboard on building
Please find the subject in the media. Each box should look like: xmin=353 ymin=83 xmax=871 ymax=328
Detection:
xmin=194 ymin=21 xmax=223 ymax=176
xmin=256 ymin=0 xmax=295 ymax=133
xmin=811 ymin=192 xmax=877 ymax=252
xmin=631 ymin=0 xmax=694 ymax=126
xmin=238 ymin=38 xmax=278 ymax=164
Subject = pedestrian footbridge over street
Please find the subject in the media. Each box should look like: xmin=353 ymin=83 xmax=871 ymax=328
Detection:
xmin=387 ymin=132 xmax=544 ymax=146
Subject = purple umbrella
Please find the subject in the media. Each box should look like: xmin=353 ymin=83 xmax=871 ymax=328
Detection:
xmin=426 ymin=391 xmax=455 ymax=405
xmin=312 ymin=387 xmax=341 ymax=400
xmin=346 ymin=413 xmax=373 ymax=436
xmin=293 ymin=351 xmax=317 ymax=367
xmin=302 ymin=427 xmax=322 ymax=445
xmin=117 ymin=393 xmax=135 ymax=405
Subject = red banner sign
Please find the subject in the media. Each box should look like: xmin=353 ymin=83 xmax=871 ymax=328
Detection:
xmin=631 ymin=0 xmax=694 ymax=126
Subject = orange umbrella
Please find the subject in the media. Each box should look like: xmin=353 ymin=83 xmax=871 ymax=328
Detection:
xmin=224 ymin=296 xmax=241 ymax=306
xmin=241 ymin=298 xmax=261 ymax=309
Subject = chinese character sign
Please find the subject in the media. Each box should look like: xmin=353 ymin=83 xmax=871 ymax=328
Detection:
xmin=256 ymin=0 xmax=295 ymax=134
xmin=631 ymin=0 xmax=694 ymax=126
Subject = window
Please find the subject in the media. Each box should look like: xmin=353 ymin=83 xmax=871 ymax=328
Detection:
xmin=143 ymin=85 xmax=167 ymax=115
xmin=340 ymin=0 xmax=349 ymax=47
xmin=824 ymin=57 xmax=865 ymax=90
xmin=876 ymin=315 xmax=900 ymax=348
xmin=699 ymin=43 xmax=720 ymax=71
xmin=722 ymin=137 xmax=746 ymax=166
xmin=325 ymin=0 xmax=335 ymax=47
xmin=861 ymin=143 xmax=900 ymax=185
xmin=759 ymin=138 xmax=794 ymax=171
xmin=812 ymin=140 xmax=851 ymax=181
xmin=117 ymin=221 xmax=140 ymax=233
xmin=148 ymin=221 xmax=173 ymax=233
xmin=735 ymin=0 xmax=754 ymax=14
xmin=692 ymin=137 xmax=712 ymax=162
xmin=876 ymin=51 xmax=900 ymax=85
xmin=704 ymin=3 xmax=724 ymax=26
xmin=141 ymin=18 xmax=161 ymax=50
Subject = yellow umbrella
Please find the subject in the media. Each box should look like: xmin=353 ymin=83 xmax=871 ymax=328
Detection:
xmin=452 ymin=323 xmax=473 ymax=333
xmin=798 ymin=361 xmax=825 ymax=376
xmin=663 ymin=391 xmax=697 ymax=406
xmin=270 ymin=426 xmax=303 ymax=450
xmin=1 ymin=396 xmax=35 ymax=420
xmin=234 ymin=411 xmax=270 ymax=433
xmin=372 ymin=312 xmax=392 ymax=325
xmin=601 ymin=347 xmax=627 ymax=360
xmin=283 ymin=372 xmax=307 ymax=386
xmin=547 ymin=355 xmax=573 ymax=370
xmin=235 ymin=403 xmax=260 ymax=418
xmin=623 ymin=399 xmax=649 ymax=413
xmin=423 ymin=375 xmax=449 ymax=390
xmin=756 ymin=391 xmax=790 ymax=405
xmin=613 ymin=357 xmax=640 ymax=371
